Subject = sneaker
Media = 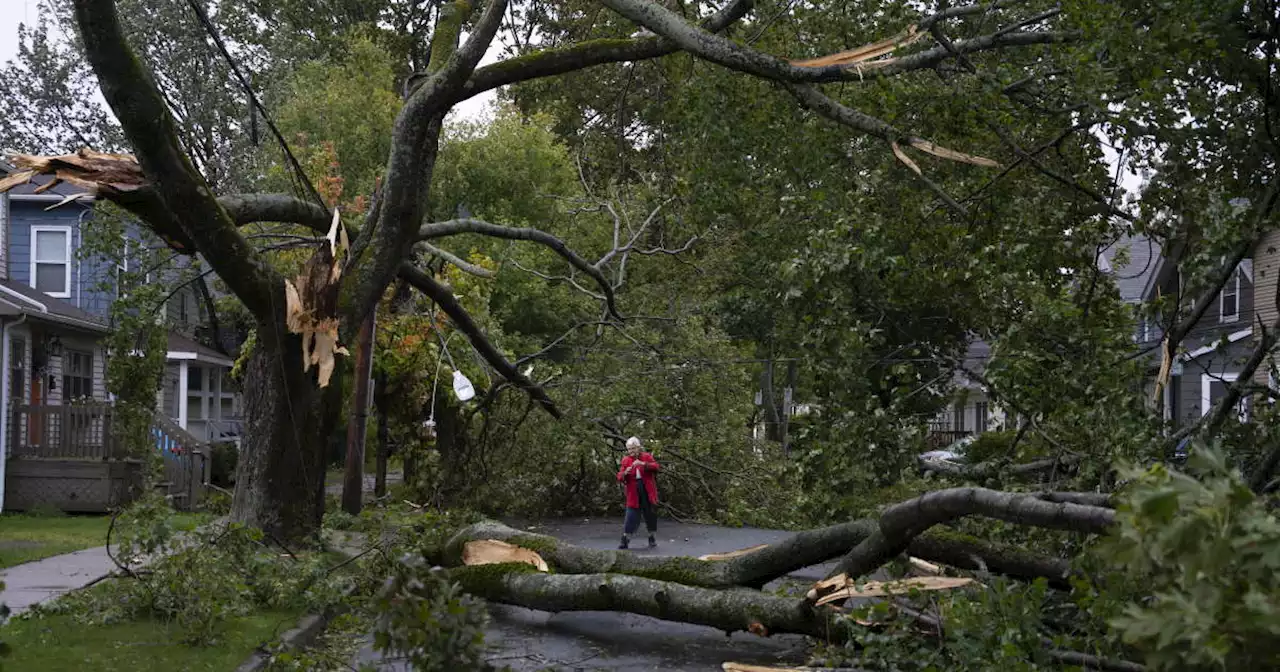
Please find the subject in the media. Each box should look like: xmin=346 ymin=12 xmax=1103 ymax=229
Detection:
xmin=648 ymin=535 xmax=657 ymax=548
xmin=618 ymin=536 xmax=629 ymax=549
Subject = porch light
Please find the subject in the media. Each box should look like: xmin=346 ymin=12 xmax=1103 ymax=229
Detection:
xmin=452 ymin=369 xmax=475 ymax=402
xmin=47 ymin=335 xmax=63 ymax=358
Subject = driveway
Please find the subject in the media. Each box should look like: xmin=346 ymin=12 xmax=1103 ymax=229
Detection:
xmin=353 ymin=518 xmax=842 ymax=671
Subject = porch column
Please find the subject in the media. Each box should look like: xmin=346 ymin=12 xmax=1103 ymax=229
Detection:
xmin=177 ymin=360 xmax=189 ymax=430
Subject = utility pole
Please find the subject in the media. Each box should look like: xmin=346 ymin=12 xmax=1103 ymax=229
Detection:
xmin=373 ymin=370 xmax=389 ymax=498
xmin=341 ymin=310 xmax=376 ymax=514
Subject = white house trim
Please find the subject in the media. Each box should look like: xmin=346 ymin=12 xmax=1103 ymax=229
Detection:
xmin=1183 ymin=328 xmax=1254 ymax=361
xmin=1201 ymin=371 xmax=1247 ymax=420
xmin=29 ymin=225 xmax=73 ymax=299
xmin=166 ymin=350 xmax=234 ymax=368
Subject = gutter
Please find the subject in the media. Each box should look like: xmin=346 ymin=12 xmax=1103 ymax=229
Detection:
xmin=0 ymin=284 xmax=48 ymax=313
xmin=0 ymin=314 xmax=28 ymax=513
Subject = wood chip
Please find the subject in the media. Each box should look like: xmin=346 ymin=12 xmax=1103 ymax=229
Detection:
xmin=908 ymin=557 xmax=942 ymax=576
xmin=698 ymin=544 xmax=769 ymax=561
xmin=461 ymin=539 xmax=549 ymax=572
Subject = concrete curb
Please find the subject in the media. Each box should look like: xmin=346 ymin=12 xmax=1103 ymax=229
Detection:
xmin=235 ymin=604 xmax=348 ymax=672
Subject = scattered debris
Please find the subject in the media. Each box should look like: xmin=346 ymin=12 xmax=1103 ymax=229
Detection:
xmin=808 ymin=574 xmax=976 ymax=606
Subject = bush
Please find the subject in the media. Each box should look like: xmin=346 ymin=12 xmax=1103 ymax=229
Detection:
xmin=209 ymin=441 xmax=239 ymax=488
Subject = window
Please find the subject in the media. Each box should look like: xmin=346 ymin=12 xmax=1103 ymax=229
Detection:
xmin=975 ymin=402 xmax=989 ymax=432
xmin=1220 ymin=268 xmax=1240 ymax=323
xmin=31 ymin=226 xmax=72 ymax=298
xmin=952 ymin=404 xmax=965 ymax=432
xmin=1202 ymin=372 xmax=1248 ymax=422
xmin=10 ymin=337 xmax=25 ymax=402
xmin=62 ymin=349 xmax=93 ymax=400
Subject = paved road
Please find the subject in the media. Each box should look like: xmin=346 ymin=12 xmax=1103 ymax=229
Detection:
xmin=354 ymin=519 xmax=839 ymax=671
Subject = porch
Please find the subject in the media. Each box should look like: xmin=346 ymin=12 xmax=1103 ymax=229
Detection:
xmin=4 ymin=401 xmax=210 ymax=513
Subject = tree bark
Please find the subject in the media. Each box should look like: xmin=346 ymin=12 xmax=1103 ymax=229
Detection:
xmin=230 ymin=322 xmax=343 ymax=543
xmin=450 ymin=568 xmax=848 ymax=641
xmin=830 ymin=488 xmax=1114 ymax=580
xmin=445 ymin=519 xmax=1076 ymax=589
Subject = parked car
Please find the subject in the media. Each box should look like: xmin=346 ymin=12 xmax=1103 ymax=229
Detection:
xmin=918 ymin=435 xmax=975 ymax=475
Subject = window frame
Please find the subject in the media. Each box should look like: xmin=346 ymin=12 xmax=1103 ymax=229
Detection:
xmin=1220 ymin=268 xmax=1241 ymax=323
xmin=30 ymin=225 xmax=73 ymax=299
xmin=1201 ymin=372 xmax=1248 ymax=422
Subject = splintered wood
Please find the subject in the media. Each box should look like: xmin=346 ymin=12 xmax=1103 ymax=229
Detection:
xmin=0 ymin=148 xmax=148 ymax=200
xmin=697 ymin=544 xmax=769 ymax=561
xmin=790 ymin=24 xmax=924 ymax=69
xmin=285 ymin=208 xmax=350 ymax=387
xmin=461 ymin=539 xmax=550 ymax=572
xmin=807 ymin=574 xmax=974 ymax=606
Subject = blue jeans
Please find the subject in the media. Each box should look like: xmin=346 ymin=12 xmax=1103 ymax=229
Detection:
xmin=624 ymin=502 xmax=657 ymax=535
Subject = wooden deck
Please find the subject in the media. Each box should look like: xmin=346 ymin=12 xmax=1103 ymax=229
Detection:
xmin=5 ymin=402 xmax=210 ymax=512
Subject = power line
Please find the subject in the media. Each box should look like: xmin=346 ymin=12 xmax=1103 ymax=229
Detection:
xmin=182 ymin=0 xmax=326 ymax=210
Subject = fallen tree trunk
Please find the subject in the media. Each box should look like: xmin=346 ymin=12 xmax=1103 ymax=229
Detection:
xmin=445 ymin=519 xmax=1076 ymax=588
xmin=830 ymin=488 xmax=1115 ymax=580
xmin=449 ymin=565 xmax=849 ymax=641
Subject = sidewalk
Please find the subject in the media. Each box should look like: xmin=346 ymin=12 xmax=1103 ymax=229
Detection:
xmin=0 ymin=545 xmax=115 ymax=615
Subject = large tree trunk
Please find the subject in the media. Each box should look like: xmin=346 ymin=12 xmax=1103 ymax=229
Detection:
xmin=230 ymin=324 xmax=344 ymax=544
xmin=451 ymin=569 xmax=847 ymax=641
xmin=445 ymin=519 xmax=1076 ymax=589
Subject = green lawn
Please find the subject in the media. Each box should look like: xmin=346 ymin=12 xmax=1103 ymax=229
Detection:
xmin=0 ymin=512 xmax=212 ymax=569
xmin=0 ymin=609 xmax=303 ymax=671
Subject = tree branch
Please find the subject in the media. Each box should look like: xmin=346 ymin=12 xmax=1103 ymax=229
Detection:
xmin=419 ymin=242 xmax=495 ymax=278
xmin=829 ymin=487 xmax=1114 ymax=580
xmin=419 ymin=218 xmax=623 ymax=319
xmin=455 ymin=0 xmax=753 ymax=102
xmin=398 ymin=264 xmax=562 ymax=419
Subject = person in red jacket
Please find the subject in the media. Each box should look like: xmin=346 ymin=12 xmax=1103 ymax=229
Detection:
xmin=617 ymin=436 xmax=661 ymax=549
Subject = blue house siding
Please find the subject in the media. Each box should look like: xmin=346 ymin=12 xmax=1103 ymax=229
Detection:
xmin=7 ymin=200 xmax=120 ymax=318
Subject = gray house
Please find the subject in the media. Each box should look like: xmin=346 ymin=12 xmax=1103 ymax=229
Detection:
xmin=1103 ymin=235 xmax=1256 ymax=428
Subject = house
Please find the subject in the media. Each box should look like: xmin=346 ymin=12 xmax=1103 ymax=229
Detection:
xmin=1107 ymin=235 xmax=1258 ymax=428
xmin=0 ymin=163 xmax=241 ymax=511
xmin=926 ymin=340 xmax=1006 ymax=448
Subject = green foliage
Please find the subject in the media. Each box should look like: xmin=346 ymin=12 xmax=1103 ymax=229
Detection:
xmin=370 ymin=554 xmax=491 ymax=672
xmin=209 ymin=441 xmax=240 ymax=489
xmin=1099 ymin=448 xmax=1280 ymax=670
xmin=37 ymin=494 xmax=347 ymax=647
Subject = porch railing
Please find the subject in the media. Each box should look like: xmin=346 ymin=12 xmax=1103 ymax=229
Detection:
xmin=9 ymin=402 xmax=117 ymax=459
xmin=7 ymin=402 xmax=209 ymax=511
xmin=925 ymin=430 xmax=973 ymax=450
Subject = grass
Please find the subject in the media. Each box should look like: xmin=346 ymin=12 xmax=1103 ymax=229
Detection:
xmin=0 ymin=608 xmax=304 ymax=671
xmin=0 ymin=511 xmax=213 ymax=569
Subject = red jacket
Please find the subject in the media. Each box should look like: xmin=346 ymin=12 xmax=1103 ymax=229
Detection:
xmin=617 ymin=452 xmax=661 ymax=508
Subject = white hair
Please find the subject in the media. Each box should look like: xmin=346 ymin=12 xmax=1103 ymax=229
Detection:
xmin=626 ymin=436 xmax=642 ymax=450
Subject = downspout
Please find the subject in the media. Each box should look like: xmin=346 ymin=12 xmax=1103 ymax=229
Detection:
xmin=77 ymin=209 xmax=90 ymax=308
xmin=0 ymin=314 xmax=28 ymax=513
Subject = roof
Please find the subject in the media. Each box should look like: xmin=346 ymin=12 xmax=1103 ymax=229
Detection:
xmin=1101 ymin=236 xmax=1163 ymax=302
xmin=167 ymin=331 xmax=233 ymax=367
xmin=0 ymin=279 xmax=110 ymax=333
